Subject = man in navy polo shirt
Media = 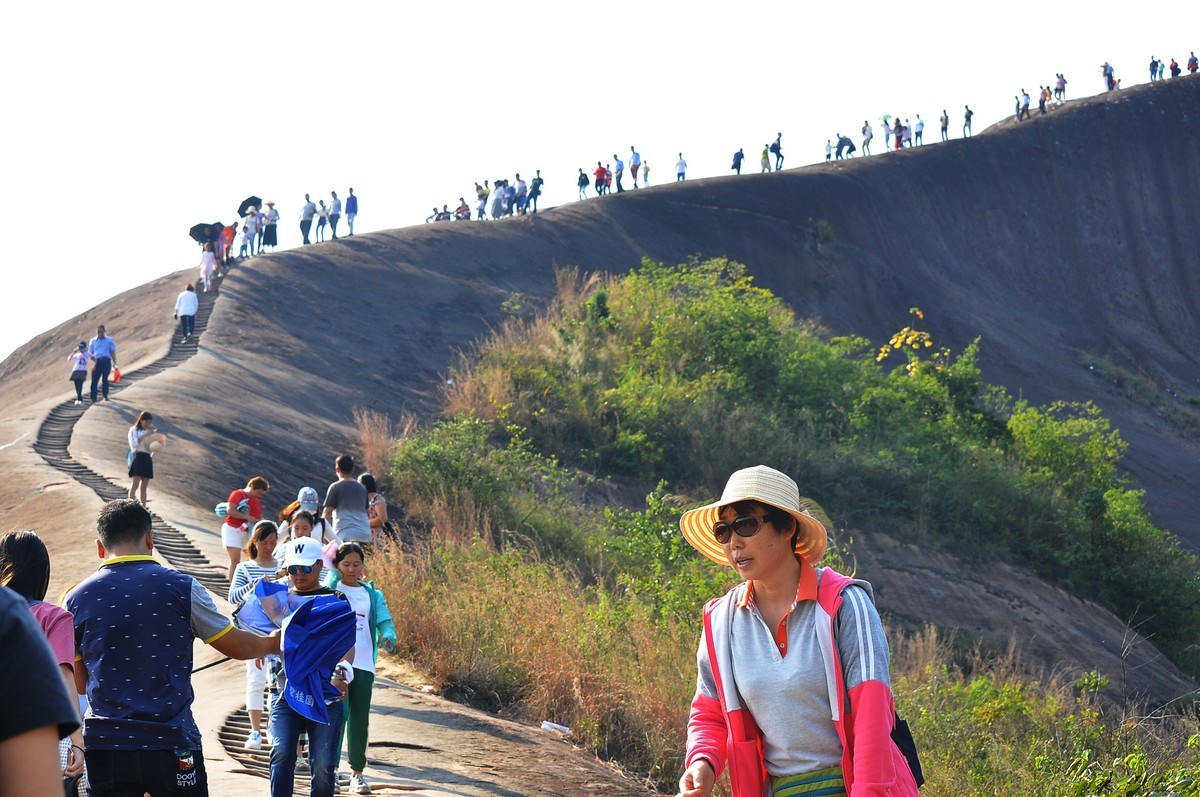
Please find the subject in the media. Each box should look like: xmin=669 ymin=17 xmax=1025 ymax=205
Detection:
xmin=67 ymin=500 xmax=280 ymax=796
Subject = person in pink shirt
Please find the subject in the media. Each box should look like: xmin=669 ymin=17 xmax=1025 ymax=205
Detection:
xmin=0 ymin=531 xmax=86 ymax=789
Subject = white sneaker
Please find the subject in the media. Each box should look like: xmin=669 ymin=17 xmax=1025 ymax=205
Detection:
xmin=350 ymin=773 xmax=371 ymax=794
xmin=243 ymin=730 xmax=262 ymax=750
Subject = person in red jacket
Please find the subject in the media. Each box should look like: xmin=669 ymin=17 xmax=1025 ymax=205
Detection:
xmin=676 ymin=466 xmax=919 ymax=797
xmin=220 ymin=476 xmax=269 ymax=582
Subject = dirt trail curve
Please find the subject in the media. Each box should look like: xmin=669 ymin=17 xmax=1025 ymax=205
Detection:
xmin=32 ymin=283 xmax=229 ymax=594
xmin=29 ymin=271 xmax=660 ymax=796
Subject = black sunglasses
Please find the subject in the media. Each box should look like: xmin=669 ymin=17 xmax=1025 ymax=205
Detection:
xmin=712 ymin=515 xmax=771 ymax=544
xmin=287 ymin=564 xmax=315 ymax=575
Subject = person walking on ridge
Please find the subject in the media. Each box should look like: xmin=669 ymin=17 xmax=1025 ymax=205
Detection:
xmin=963 ymin=105 xmax=974 ymax=136
xmin=613 ymin=154 xmax=626 ymax=192
xmin=676 ymin=153 xmax=687 ymax=181
xmin=593 ymin=162 xmax=607 ymax=196
xmin=760 ymin=145 xmax=771 ymax=173
xmin=1150 ymin=56 xmax=1159 ymax=82
xmin=174 ymin=282 xmax=198 ymax=342
xmin=345 ymin=189 xmax=358 ymax=236
xmin=329 ymin=191 xmax=342 ymax=239
xmin=528 ymin=170 xmax=544 ymax=213
xmin=770 ymin=133 xmax=784 ymax=170
xmin=577 ymin=168 xmax=589 ymax=200
xmin=731 ymin=148 xmax=744 ymax=174
xmin=316 ymin=200 xmax=329 ymax=242
xmin=1188 ymin=52 xmax=1198 ymax=74
xmin=300 ymin=194 xmax=317 ymax=244
xmin=914 ymin=115 xmax=924 ymax=144
xmin=861 ymin=121 xmax=873 ymax=155
xmin=629 ymin=146 xmax=641 ymax=187
xmin=263 ymin=201 xmax=280 ymax=251
xmin=88 ymin=325 xmax=116 ymax=403
xmin=939 ymin=110 xmax=949 ymax=141
xmin=1019 ymin=89 xmax=1031 ymax=120
xmin=1055 ymin=73 xmax=1067 ymax=102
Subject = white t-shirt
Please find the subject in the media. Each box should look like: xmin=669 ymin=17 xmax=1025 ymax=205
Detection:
xmin=175 ymin=290 xmax=199 ymax=316
xmin=336 ymin=583 xmax=375 ymax=674
xmin=676 ymin=158 xmax=686 ymax=174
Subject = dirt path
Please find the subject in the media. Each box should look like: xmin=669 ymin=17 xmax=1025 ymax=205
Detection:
xmin=25 ymin=266 xmax=665 ymax=797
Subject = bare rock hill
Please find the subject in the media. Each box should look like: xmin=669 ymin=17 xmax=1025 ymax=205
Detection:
xmin=2 ymin=77 xmax=1197 ymax=706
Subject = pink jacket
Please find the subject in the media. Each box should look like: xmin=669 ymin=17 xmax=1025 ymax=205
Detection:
xmin=685 ymin=567 xmax=919 ymax=797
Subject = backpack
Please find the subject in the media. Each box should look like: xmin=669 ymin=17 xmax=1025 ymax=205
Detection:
xmin=769 ymin=141 xmax=780 ymax=154
xmin=817 ymin=575 xmax=924 ymax=788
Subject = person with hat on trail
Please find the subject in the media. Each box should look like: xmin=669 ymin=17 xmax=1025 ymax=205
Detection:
xmin=221 ymin=476 xmax=270 ymax=582
xmin=67 ymin=341 xmax=91 ymax=405
xmin=268 ymin=537 xmax=354 ymax=797
xmin=676 ymin=466 xmax=919 ymax=797
xmin=275 ymin=488 xmax=339 ymax=563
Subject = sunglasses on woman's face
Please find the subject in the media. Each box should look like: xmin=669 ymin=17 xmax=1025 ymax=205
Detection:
xmin=287 ymin=564 xmax=315 ymax=575
xmin=713 ymin=515 xmax=771 ymax=545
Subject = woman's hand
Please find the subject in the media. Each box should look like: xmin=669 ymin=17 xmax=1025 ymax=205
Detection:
xmin=678 ymin=759 xmax=714 ymax=797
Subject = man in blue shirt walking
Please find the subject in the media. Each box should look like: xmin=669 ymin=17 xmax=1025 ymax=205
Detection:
xmin=87 ymin=325 xmax=117 ymax=402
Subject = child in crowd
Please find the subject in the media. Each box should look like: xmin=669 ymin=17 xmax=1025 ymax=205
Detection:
xmin=325 ymin=543 xmax=395 ymax=795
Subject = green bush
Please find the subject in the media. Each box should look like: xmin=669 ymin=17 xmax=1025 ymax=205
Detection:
xmin=440 ymin=259 xmax=1200 ymax=673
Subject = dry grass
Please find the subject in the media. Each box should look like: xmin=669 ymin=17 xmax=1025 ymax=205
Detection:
xmin=353 ymin=405 xmax=398 ymax=482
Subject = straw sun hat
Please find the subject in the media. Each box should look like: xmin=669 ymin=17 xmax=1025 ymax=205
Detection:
xmin=679 ymin=465 xmax=829 ymax=566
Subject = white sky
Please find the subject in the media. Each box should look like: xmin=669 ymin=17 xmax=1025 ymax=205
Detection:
xmin=3 ymin=1 xmax=1196 ymax=360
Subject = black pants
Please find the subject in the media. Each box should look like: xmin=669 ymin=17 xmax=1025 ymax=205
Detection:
xmin=300 ymin=219 xmax=313 ymax=244
xmin=86 ymin=748 xmax=209 ymax=796
xmin=91 ymin=356 xmax=112 ymax=401
xmin=180 ymin=314 xmax=195 ymax=338
xmin=72 ymin=374 xmax=85 ymax=401
xmin=329 ymin=214 xmax=340 ymax=238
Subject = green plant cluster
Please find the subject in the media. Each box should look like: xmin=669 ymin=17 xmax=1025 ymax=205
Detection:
xmin=444 ymin=258 xmax=1200 ymax=672
xmin=901 ymin=664 xmax=1200 ymax=795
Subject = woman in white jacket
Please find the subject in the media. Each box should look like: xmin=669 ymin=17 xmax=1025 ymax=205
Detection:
xmin=173 ymin=283 xmax=199 ymax=341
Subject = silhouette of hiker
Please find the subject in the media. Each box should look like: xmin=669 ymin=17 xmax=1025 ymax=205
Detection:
xmin=577 ymin=168 xmax=589 ymax=200
xmin=731 ymin=148 xmax=744 ymax=174
xmin=1150 ymin=56 xmax=1159 ymax=82
xmin=1020 ymin=89 xmax=1031 ymax=120
xmin=629 ymin=146 xmax=641 ymax=187
xmin=939 ymin=110 xmax=949 ymax=141
xmin=963 ymin=105 xmax=974 ymax=136
xmin=862 ymin=121 xmax=873 ymax=155
xmin=613 ymin=154 xmax=626 ymax=192
xmin=300 ymin=194 xmax=316 ymax=244
xmin=914 ymin=115 xmax=924 ymax=144
xmin=770 ymin=133 xmax=783 ymax=170
xmin=675 ymin=153 xmax=686 ymax=181
xmin=760 ymin=145 xmax=771 ymax=173
xmin=528 ymin=171 xmax=544 ymax=213
xmin=345 ymin=188 xmax=358 ymax=236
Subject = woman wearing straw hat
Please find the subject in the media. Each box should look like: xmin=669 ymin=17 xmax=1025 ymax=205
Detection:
xmin=676 ymin=465 xmax=919 ymax=797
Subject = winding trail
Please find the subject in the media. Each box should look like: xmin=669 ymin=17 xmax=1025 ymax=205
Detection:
xmin=33 ymin=280 xmax=230 ymax=592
